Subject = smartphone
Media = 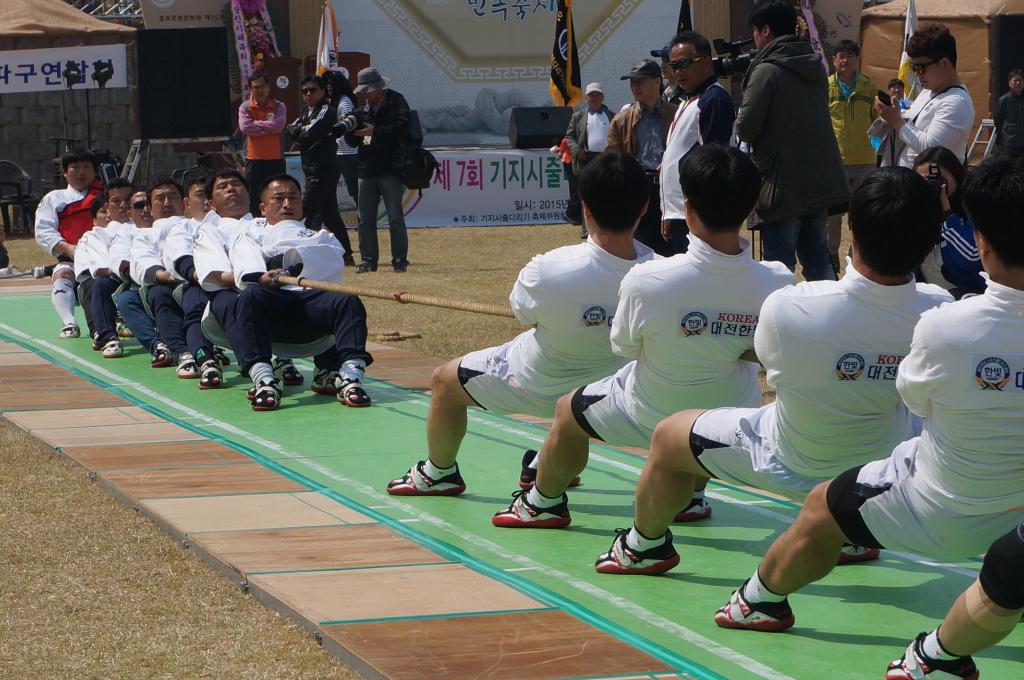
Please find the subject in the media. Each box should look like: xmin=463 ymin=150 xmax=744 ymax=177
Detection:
xmin=877 ymin=89 xmax=893 ymax=106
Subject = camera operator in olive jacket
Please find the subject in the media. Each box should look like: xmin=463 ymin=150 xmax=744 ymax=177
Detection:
xmin=343 ymin=67 xmax=412 ymax=273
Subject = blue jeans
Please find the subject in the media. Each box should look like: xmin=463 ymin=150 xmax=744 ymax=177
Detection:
xmin=759 ymin=213 xmax=836 ymax=281
xmin=115 ymin=287 xmax=159 ymax=353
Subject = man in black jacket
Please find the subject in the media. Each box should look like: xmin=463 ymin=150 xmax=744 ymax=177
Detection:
xmin=995 ymin=69 xmax=1024 ymax=153
xmin=344 ymin=67 xmax=412 ymax=273
xmin=287 ymin=76 xmax=346 ymax=258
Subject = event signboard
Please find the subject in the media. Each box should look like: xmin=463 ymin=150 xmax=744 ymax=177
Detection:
xmin=0 ymin=45 xmax=128 ymax=94
xmin=140 ymin=0 xmax=223 ymax=29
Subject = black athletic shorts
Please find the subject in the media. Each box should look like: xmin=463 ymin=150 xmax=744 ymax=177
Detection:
xmin=979 ymin=522 xmax=1024 ymax=610
xmin=825 ymin=465 xmax=887 ymax=550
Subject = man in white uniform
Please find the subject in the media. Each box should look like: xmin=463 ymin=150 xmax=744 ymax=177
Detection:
xmin=713 ymin=153 xmax=1024 ymax=635
xmin=386 ymin=150 xmax=656 ymax=496
xmin=593 ymin=167 xmax=952 ymax=576
xmin=491 ymin=145 xmax=794 ymax=529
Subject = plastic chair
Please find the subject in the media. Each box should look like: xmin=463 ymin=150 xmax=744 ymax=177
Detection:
xmin=0 ymin=160 xmax=39 ymax=235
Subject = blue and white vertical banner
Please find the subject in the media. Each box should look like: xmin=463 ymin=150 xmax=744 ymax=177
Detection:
xmin=0 ymin=45 xmax=128 ymax=94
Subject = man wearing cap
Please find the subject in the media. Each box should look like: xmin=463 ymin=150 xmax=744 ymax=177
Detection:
xmin=659 ymin=31 xmax=735 ymax=255
xmin=564 ymin=83 xmax=615 ymax=226
xmin=652 ymin=40 xmax=684 ymax=106
xmin=606 ymin=59 xmax=677 ymax=257
xmin=344 ymin=67 xmax=412 ymax=273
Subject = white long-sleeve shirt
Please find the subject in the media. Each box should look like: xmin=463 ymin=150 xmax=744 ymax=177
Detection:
xmin=34 ymin=186 xmax=93 ymax=255
xmin=757 ymin=263 xmax=951 ymax=478
xmin=502 ymin=238 xmax=656 ymax=400
xmin=83 ymin=221 xmax=137 ymax=279
xmin=193 ymin=213 xmax=261 ymax=292
xmin=897 ymin=86 xmax=975 ymax=167
xmin=896 ymin=278 xmax=1024 ymax=516
xmin=610 ymin=236 xmax=794 ymax=431
xmin=230 ymin=220 xmax=345 ymax=291
xmin=130 ymin=216 xmax=187 ymax=285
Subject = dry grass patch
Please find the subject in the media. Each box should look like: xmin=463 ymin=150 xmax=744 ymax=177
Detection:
xmin=0 ymin=418 xmax=357 ymax=679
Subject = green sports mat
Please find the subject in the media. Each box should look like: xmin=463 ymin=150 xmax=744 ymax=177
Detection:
xmin=2 ymin=293 xmax=1021 ymax=680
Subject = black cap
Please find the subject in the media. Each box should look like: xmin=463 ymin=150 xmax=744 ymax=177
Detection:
xmin=620 ymin=59 xmax=663 ymax=80
xmin=650 ymin=39 xmax=674 ymax=59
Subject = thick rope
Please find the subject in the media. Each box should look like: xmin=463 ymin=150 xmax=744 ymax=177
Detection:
xmin=274 ymin=275 xmax=516 ymax=319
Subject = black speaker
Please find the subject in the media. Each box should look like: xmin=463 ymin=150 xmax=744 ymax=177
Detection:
xmin=137 ymin=28 xmax=232 ymax=140
xmin=508 ymin=106 xmax=572 ymax=149
xmin=992 ymin=15 xmax=1024 ymax=100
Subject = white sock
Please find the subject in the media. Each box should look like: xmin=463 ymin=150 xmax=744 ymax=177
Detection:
xmin=249 ymin=361 xmax=275 ymax=386
xmin=526 ymin=485 xmax=562 ymax=509
xmin=423 ymin=458 xmax=455 ymax=479
xmin=340 ymin=358 xmax=366 ymax=382
xmin=51 ymin=278 xmax=77 ymax=326
xmin=626 ymin=526 xmax=666 ymax=552
xmin=922 ymin=629 xmax=957 ymax=660
xmin=691 ymin=488 xmax=705 ymax=501
xmin=743 ymin=568 xmax=786 ymax=603
xmin=528 ymin=450 xmax=540 ymax=470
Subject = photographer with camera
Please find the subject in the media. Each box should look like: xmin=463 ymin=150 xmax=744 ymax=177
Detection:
xmin=287 ymin=75 xmax=345 ymax=251
xmin=912 ymin=146 xmax=984 ymax=298
xmin=734 ymin=0 xmax=848 ymax=281
xmin=343 ymin=67 xmax=412 ymax=273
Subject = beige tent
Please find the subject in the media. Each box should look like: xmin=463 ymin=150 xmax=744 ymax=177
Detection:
xmin=860 ymin=0 xmax=1024 ymax=126
xmin=0 ymin=0 xmax=135 ymax=48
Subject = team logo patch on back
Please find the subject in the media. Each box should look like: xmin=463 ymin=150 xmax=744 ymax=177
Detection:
xmin=680 ymin=312 xmax=708 ymax=336
xmin=835 ymin=353 xmax=866 ymax=381
xmin=975 ymin=356 xmax=1011 ymax=391
xmin=581 ymin=305 xmax=608 ymax=327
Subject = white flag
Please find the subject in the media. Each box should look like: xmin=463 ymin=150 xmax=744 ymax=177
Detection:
xmin=316 ymin=1 xmax=339 ymax=76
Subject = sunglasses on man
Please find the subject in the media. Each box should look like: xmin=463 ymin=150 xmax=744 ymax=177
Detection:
xmin=909 ymin=58 xmax=940 ymax=74
xmin=669 ymin=56 xmax=707 ymax=71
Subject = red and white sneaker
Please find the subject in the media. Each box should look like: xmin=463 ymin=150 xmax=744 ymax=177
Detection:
xmin=714 ymin=580 xmax=795 ymax=632
xmin=837 ymin=544 xmax=881 ymax=565
xmin=885 ymin=633 xmax=980 ymax=680
xmin=386 ymin=460 xmax=466 ymax=496
xmin=594 ymin=529 xmax=680 ymax=575
xmin=491 ymin=490 xmax=571 ymax=528
xmin=674 ymin=497 xmax=712 ymax=522
xmin=517 ymin=449 xmax=581 ymax=490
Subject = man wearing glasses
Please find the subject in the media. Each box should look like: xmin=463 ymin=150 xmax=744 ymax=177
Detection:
xmin=287 ymin=76 xmax=345 ymax=258
xmin=874 ymin=24 xmax=975 ymax=168
xmin=659 ymin=31 xmax=735 ymax=255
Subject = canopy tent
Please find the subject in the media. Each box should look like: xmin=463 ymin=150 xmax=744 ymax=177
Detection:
xmin=0 ymin=0 xmax=135 ymax=47
xmin=860 ymin=0 xmax=1024 ymax=125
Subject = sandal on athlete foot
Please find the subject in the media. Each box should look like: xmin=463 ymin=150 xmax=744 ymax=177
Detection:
xmin=336 ymin=377 xmax=371 ymax=407
xmin=251 ymin=378 xmax=282 ymax=411
xmin=273 ymin=357 xmax=304 ymax=385
xmin=59 ymin=323 xmax=80 ymax=340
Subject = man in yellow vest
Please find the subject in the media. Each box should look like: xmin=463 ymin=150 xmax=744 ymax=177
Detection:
xmin=827 ymin=39 xmax=878 ymax=274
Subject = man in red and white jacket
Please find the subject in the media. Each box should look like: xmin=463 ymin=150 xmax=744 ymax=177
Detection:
xmin=34 ymin=150 xmax=104 ymax=339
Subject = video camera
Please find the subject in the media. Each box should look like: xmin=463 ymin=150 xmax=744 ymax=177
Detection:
xmin=331 ymin=110 xmax=370 ymax=138
xmin=712 ymin=38 xmax=756 ymax=79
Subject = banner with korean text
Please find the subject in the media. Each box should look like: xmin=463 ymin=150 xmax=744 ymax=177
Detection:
xmin=0 ymin=45 xmax=128 ymax=94
xmin=406 ymin=148 xmax=568 ymax=227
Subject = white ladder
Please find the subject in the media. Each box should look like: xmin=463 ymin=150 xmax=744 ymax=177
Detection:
xmin=967 ymin=119 xmax=997 ymax=165
xmin=120 ymin=139 xmax=149 ymax=182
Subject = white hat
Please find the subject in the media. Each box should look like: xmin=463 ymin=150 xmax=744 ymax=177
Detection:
xmin=585 ymin=82 xmax=604 ymax=95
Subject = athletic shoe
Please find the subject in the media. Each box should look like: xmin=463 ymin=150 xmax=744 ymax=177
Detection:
xmin=674 ymin=497 xmax=713 ymax=522
xmin=176 ymin=352 xmax=199 ymax=379
xmin=91 ymin=332 xmax=103 ymax=351
xmin=250 ymin=378 xmax=281 ymax=411
xmin=517 ymin=449 xmax=581 ymax=490
xmin=116 ymin=320 xmax=134 ymax=338
xmin=885 ymin=632 xmax=980 ymax=680
xmin=336 ymin=377 xmax=372 ymax=407
xmin=213 ymin=346 xmax=231 ymax=366
xmin=150 ymin=342 xmax=173 ymax=368
xmin=273 ymin=357 xmax=303 ymax=385
xmin=58 ymin=323 xmax=80 ymax=340
xmin=595 ymin=528 xmax=680 ymax=575
xmin=101 ymin=339 xmax=124 ymax=359
xmin=714 ymin=580 xmax=795 ymax=632
xmin=386 ymin=460 xmax=466 ymax=496
xmin=311 ymin=369 xmax=339 ymax=395
xmin=491 ymin=489 xmax=571 ymax=528
xmin=837 ymin=544 xmax=881 ymax=565
xmin=198 ymin=359 xmax=222 ymax=389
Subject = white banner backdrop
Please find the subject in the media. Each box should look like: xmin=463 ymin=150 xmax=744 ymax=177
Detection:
xmin=287 ymin=148 xmax=569 ymax=228
xmin=0 ymin=45 xmax=128 ymax=94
